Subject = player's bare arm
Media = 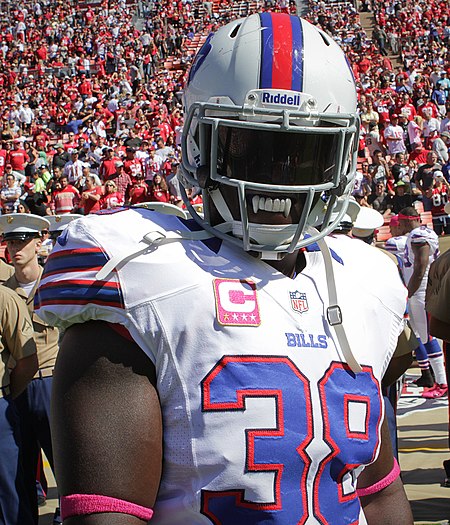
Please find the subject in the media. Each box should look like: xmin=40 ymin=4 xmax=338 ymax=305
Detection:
xmin=358 ymin=419 xmax=413 ymax=525
xmin=408 ymin=242 xmax=430 ymax=297
xmin=52 ymin=321 xmax=162 ymax=525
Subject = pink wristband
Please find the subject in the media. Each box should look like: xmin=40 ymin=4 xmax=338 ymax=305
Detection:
xmin=61 ymin=494 xmax=154 ymax=521
xmin=357 ymin=458 xmax=401 ymax=497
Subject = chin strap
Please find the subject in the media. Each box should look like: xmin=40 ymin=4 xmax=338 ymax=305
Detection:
xmin=314 ymin=229 xmax=362 ymax=374
xmin=95 ymin=229 xmax=213 ymax=281
xmin=210 ymin=188 xmax=235 ymax=222
xmin=95 ymin=220 xmax=361 ymax=373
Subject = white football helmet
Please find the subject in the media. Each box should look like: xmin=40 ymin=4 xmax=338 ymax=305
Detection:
xmin=180 ymin=13 xmax=359 ymax=259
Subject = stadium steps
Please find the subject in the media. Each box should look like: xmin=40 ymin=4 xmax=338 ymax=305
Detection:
xmin=359 ymin=10 xmax=402 ymax=68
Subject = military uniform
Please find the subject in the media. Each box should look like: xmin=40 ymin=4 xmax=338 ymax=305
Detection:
xmin=0 ymin=258 xmax=14 ymax=283
xmin=0 ymin=285 xmax=36 ymax=525
xmin=426 ymin=249 xmax=450 ymax=325
xmin=4 ymin=269 xmax=59 ymax=524
xmin=0 ymin=213 xmax=57 ymax=524
xmin=426 ymin=250 xmax=450 ymax=445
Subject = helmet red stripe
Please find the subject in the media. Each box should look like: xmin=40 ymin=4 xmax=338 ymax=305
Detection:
xmin=270 ymin=13 xmax=294 ymax=89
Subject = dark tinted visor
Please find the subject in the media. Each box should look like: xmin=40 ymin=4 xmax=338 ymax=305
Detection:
xmin=216 ymin=125 xmax=340 ymax=186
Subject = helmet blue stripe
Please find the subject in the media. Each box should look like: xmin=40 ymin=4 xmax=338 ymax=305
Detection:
xmin=259 ymin=12 xmax=274 ymax=89
xmin=290 ymin=16 xmax=304 ymax=92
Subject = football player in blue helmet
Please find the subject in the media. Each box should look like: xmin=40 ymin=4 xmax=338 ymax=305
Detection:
xmin=38 ymin=13 xmax=412 ymax=525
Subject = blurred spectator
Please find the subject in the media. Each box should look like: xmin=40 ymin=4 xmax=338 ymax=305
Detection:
xmin=100 ymin=180 xmax=125 ymax=210
xmin=369 ymin=150 xmax=391 ymax=187
xmin=63 ymin=150 xmax=88 ymax=187
xmin=51 ymin=175 xmax=80 ymax=215
xmin=415 ymin=151 xmax=442 ymax=210
xmin=368 ymin=180 xmax=392 ymax=217
xmin=391 ymin=152 xmax=410 ymax=184
xmin=391 ymin=180 xmax=414 ymax=214
xmin=366 ymin=122 xmax=385 ymax=158
xmin=4 ymin=164 xmax=26 ymax=186
xmin=109 ymin=161 xmax=133 ymax=202
xmin=149 ymin=173 xmax=170 ymax=203
xmin=1 ymin=171 xmax=21 ymax=212
xmin=128 ymin=174 xmax=149 ymax=205
xmin=166 ymin=161 xmax=183 ymax=207
xmin=432 ymin=131 xmax=450 ymax=165
xmin=407 ymin=116 xmax=424 ymax=152
xmin=8 ymin=139 xmax=29 ymax=175
xmin=99 ymin=148 xmax=120 ymax=182
xmin=80 ymin=176 xmax=103 ymax=214
xmin=384 ymin=114 xmax=407 ymax=155
xmin=426 ymin=171 xmax=450 ymax=234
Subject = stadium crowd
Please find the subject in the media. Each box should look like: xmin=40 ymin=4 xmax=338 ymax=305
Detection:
xmin=0 ymin=0 xmax=448 ymax=237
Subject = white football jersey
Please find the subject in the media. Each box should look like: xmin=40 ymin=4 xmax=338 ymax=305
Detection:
xmin=384 ymin=235 xmax=407 ymax=258
xmin=36 ymin=209 xmax=407 ymax=525
xmin=402 ymin=225 xmax=440 ymax=297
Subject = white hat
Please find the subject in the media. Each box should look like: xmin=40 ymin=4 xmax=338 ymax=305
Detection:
xmin=352 ymin=207 xmax=384 ymax=238
xmin=46 ymin=214 xmax=83 ymax=233
xmin=0 ymin=213 xmax=50 ymax=241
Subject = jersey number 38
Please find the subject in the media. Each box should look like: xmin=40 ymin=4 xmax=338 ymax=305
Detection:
xmin=201 ymin=356 xmax=382 ymax=525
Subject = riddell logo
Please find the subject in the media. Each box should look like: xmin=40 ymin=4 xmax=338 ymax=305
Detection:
xmin=262 ymin=92 xmax=301 ymax=106
xmin=213 ymin=278 xmax=261 ymax=326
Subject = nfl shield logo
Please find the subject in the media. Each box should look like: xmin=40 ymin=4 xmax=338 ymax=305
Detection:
xmin=290 ymin=291 xmax=308 ymax=314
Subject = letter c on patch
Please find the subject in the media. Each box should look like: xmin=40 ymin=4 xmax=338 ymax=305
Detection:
xmin=217 ymin=281 xmax=256 ymax=313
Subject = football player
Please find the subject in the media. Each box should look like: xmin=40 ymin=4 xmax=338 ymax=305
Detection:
xmin=36 ymin=14 xmax=413 ymax=525
xmin=399 ymin=207 xmax=448 ymax=397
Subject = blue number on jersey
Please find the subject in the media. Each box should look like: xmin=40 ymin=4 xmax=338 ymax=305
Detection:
xmin=201 ymin=357 xmax=382 ymax=525
xmin=403 ymin=243 xmax=412 ymax=268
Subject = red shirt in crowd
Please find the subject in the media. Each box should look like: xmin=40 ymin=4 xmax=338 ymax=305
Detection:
xmin=100 ymin=157 xmax=121 ymax=181
xmin=7 ymin=146 xmax=29 ymax=172
xmin=81 ymin=186 xmax=103 ymax=214
xmin=129 ymin=182 xmax=149 ymax=204
xmin=0 ymin=149 xmax=7 ymax=178
xmin=100 ymin=191 xmax=125 ymax=210
xmin=408 ymin=147 xmax=431 ymax=165
xmin=124 ymin=158 xmax=144 ymax=180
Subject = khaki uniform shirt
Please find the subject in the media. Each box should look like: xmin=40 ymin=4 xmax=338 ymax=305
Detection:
xmin=4 ymin=267 xmax=59 ymax=370
xmin=0 ymin=286 xmax=36 ymax=389
xmin=426 ymin=250 xmax=450 ymax=324
xmin=0 ymin=259 xmax=14 ymax=284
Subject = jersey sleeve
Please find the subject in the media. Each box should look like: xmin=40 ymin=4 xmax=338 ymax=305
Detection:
xmin=409 ymin=226 xmax=434 ymax=246
xmin=384 ymin=237 xmax=400 ymax=253
xmin=35 ymin=216 xmax=128 ymax=331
